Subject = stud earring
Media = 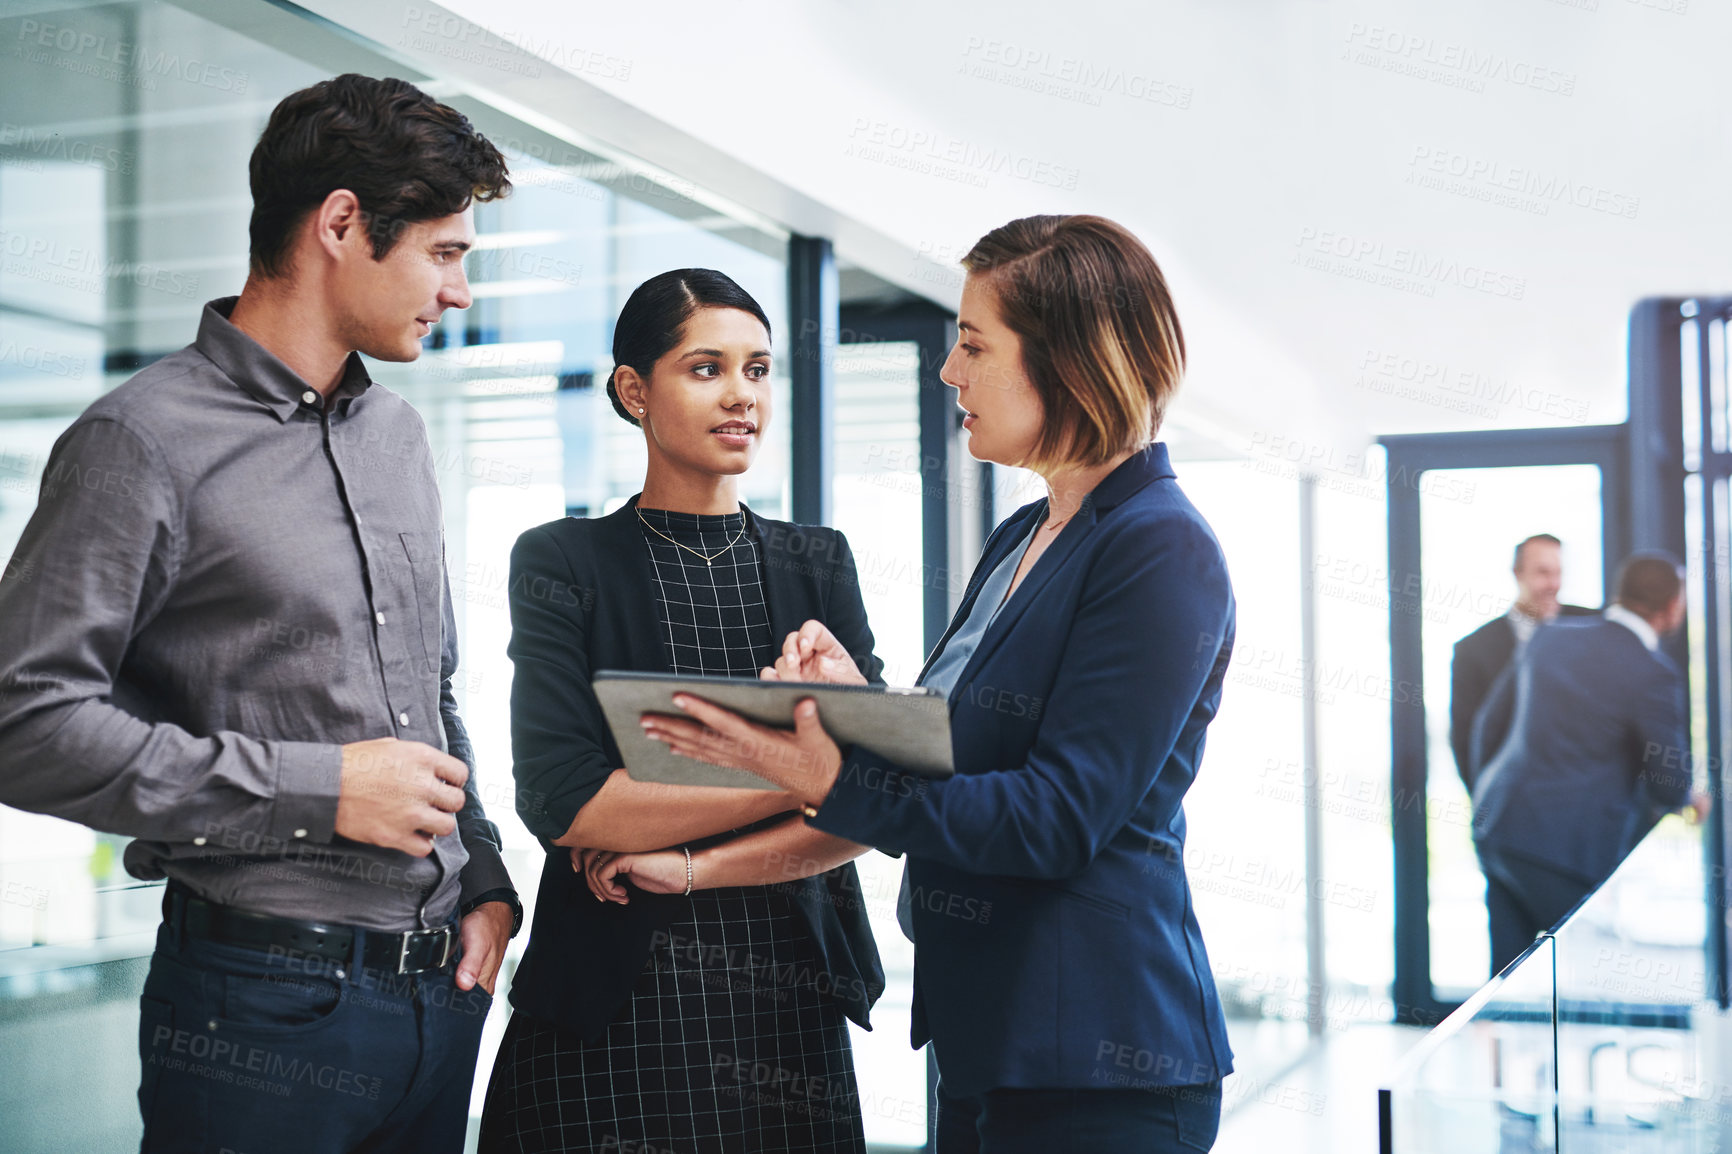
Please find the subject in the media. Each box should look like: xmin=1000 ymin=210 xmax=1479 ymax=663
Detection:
xmin=638 ymin=407 xmax=646 ymax=415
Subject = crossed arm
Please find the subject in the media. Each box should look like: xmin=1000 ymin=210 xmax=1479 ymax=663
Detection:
xmin=570 ymin=625 xmax=871 ymax=899
xmin=508 ymin=524 xmax=875 ymax=895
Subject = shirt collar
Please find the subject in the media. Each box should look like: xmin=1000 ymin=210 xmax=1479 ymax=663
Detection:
xmin=1506 ymin=604 xmax=1539 ymax=645
xmin=1604 ymin=603 xmax=1660 ymax=651
xmin=194 ymin=296 xmax=374 ymax=423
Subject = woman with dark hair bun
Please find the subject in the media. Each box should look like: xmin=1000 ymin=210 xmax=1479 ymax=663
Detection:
xmin=478 ymin=269 xmax=885 ymax=1152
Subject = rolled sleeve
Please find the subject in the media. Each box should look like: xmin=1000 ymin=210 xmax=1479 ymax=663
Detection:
xmin=457 ymin=838 xmax=516 ymax=908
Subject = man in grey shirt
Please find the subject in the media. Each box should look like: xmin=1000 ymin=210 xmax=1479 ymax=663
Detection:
xmin=0 ymin=75 xmax=521 ymax=1152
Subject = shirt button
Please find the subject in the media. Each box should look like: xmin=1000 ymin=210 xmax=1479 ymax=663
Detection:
xmin=301 ymin=390 xmax=317 ymax=405
xmin=398 ymin=712 xmax=410 ymax=727
xmin=192 ymin=836 xmax=206 ymax=846
xmin=293 ymin=829 xmax=307 ymax=839
xmin=376 ymin=612 xmax=387 ymax=626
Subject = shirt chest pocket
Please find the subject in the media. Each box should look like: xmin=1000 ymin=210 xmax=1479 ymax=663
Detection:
xmin=396 ymin=530 xmax=445 ymax=675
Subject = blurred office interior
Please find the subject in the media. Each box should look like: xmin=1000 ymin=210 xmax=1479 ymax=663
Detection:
xmin=2 ymin=1 xmax=1731 ymax=1150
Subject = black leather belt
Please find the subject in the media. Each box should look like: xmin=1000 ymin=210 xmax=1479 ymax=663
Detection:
xmin=164 ymin=885 xmax=457 ymax=976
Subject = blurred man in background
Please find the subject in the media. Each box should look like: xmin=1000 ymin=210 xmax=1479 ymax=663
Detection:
xmin=1469 ymin=553 xmax=1692 ymax=975
xmin=1449 ymin=533 xmax=1596 ymax=793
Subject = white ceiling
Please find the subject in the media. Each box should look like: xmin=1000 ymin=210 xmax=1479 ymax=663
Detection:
xmin=424 ymin=0 xmax=1728 ymax=461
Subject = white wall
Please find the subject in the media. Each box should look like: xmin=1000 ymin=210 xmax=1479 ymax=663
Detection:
xmin=401 ymin=0 xmax=1725 ymax=460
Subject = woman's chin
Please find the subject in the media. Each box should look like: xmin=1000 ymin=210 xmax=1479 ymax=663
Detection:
xmin=962 ymin=432 xmax=1006 ymax=467
xmin=697 ymin=449 xmax=758 ymax=477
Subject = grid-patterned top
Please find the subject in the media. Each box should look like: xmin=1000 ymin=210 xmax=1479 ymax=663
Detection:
xmin=636 ymin=505 xmax=774 ymax=678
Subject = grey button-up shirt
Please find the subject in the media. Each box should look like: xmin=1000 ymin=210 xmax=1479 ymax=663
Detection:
xmin=0 ymin=297 xmax=513 ymax=930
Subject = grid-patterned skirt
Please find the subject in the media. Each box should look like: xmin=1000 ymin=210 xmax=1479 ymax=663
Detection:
xmin=480 ymin=886 xmax=867 ymax=1153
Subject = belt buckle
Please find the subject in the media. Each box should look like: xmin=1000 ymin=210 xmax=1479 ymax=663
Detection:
xmin=396 ymin=924 xmax=456 ymax=975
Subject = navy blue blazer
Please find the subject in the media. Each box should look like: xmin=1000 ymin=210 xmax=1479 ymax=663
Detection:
xmin=1471 ymin=617 xmax=1688 ymax=885
xmin=810 ymin=444 xmax=1236 ymax=1097
xmin=1449 ymin=605 xmax=1597 ymax=792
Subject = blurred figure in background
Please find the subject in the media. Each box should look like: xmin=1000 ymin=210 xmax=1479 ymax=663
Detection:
xmin=1449 ymin=533 xmax=1597 ymax=793
xmin=1469 ymin=552 xmax=1694 ymax=975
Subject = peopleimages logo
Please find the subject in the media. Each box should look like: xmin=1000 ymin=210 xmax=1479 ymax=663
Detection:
xmin=845 ymin=118 xmax=1081 ymax=190
xmin=0 ymin=123 xmax=132 ymax=174
xmin=1406 ymin=146 xmax=1640 ymax=220
xmin=0 ymin=341 xmax=85 ymax=380
xmin=14 ymin=19 xmax=249 ymax=93
xmin=1341 ymin=23 xmax=1576 ymax=96
xmin=0 ymin=228 xmax=201 ymax=300
xmin=1292 ymin=227 xmax=1527 ymax=301
xmin=956 ymin=38 xmax=1194 ymax=110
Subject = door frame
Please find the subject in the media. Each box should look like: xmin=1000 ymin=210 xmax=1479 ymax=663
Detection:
xmin=1379 ymin=424 xmax=1631 ymax=1023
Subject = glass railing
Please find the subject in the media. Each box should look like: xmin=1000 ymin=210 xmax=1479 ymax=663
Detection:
xmin=0 ymin=867 xmax=165 ymax=1154
xmin=1382 ymin=818 xmax=1723 ymax=1152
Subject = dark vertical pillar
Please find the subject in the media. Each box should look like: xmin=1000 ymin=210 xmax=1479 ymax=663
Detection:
xmin=1626 ymin=298 xmax=1687 ymax=561
xmin=1386 ymin=460 xmax=1432 ymax=1023
xmin=917 ymin=321 xmax=958 ymax=653
xmin=1628 ymin=296 xmax=1721 ymax=1006
xmin=789 ymin=235 xmax=837 ymax=526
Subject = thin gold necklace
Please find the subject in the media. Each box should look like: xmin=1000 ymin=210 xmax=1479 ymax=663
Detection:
xmin=1043 ymin=502 xmax=1077 ymax=532
xmin=636 ymin=508 xmax=747 ymax=567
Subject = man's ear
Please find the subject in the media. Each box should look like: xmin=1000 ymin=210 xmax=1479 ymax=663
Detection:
xmin=310 ymin=189 xmax=367 ymax=263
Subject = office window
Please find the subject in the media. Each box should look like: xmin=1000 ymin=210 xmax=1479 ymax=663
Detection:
xmin=0 ymin=0 xmax=792 ymax=950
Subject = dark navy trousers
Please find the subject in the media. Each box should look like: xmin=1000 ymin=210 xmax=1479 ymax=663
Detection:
xmin=136 ymin=919 xmax=491 ymax=1153
xmin=935 ymin=1080 xmax=1222 ymax=1153
xmin=1480 ymin=846 xmax=1595 ymax=977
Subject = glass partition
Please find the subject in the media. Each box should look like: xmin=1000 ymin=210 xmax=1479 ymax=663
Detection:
xmin=0 ymin=0 xmax=793 ymax=933
xmin=1385 ymin=818 xmax=1719 ymax=1152
xmin=0 ymin=2 xmax=802 ymax=1149
xmin=1418 ymin=465 xmax=1606 ymax=999
xmin=1382 ymin=935 xmax=1558 ymax=1153
xmin=1553 ymin=818 xmax=1708 ymax=1148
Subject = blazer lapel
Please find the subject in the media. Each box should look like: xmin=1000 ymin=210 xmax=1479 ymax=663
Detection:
xmin=943 ymin=446 xmax=1173 ymax=690
xmin=915 ymin=503 xmax=1043 ymax=685
xmin=953 ymin=500 xmax=1094 ymax=684
xmin=748 ymin=506 xmax=815 ymax=644
xmin=595 ymin=497 xmax=674 ymax=674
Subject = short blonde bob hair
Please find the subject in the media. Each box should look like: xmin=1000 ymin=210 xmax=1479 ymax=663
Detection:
xmin=961 ymin=214 xmax=1185 ymax=471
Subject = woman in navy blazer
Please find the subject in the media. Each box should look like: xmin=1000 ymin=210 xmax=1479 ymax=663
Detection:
xmin=631 ymin=216 xmax=1237 ymax=1152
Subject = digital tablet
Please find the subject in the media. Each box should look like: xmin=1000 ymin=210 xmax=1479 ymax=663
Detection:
xmin=593 ymin=670 xmax=954 ymax=790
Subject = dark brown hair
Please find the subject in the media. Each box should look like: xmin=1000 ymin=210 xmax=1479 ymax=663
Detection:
xmin=961 ymin=214 xmax=1185 ymax=470
xmin=1615 ymin=552 xmax=1684 ymax=616
xmin=248 ymin=74 xmax=510 ymax=278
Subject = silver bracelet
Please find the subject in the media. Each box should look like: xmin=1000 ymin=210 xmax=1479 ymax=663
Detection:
xmin=682 ymin=845 xmax=694 ymax=896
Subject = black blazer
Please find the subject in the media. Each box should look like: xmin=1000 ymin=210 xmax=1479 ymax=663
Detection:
xmin=1449 ymin=604 xmax=1596 ymax=791
xmin=503 ymin=498 xmax=886 ymax=1040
